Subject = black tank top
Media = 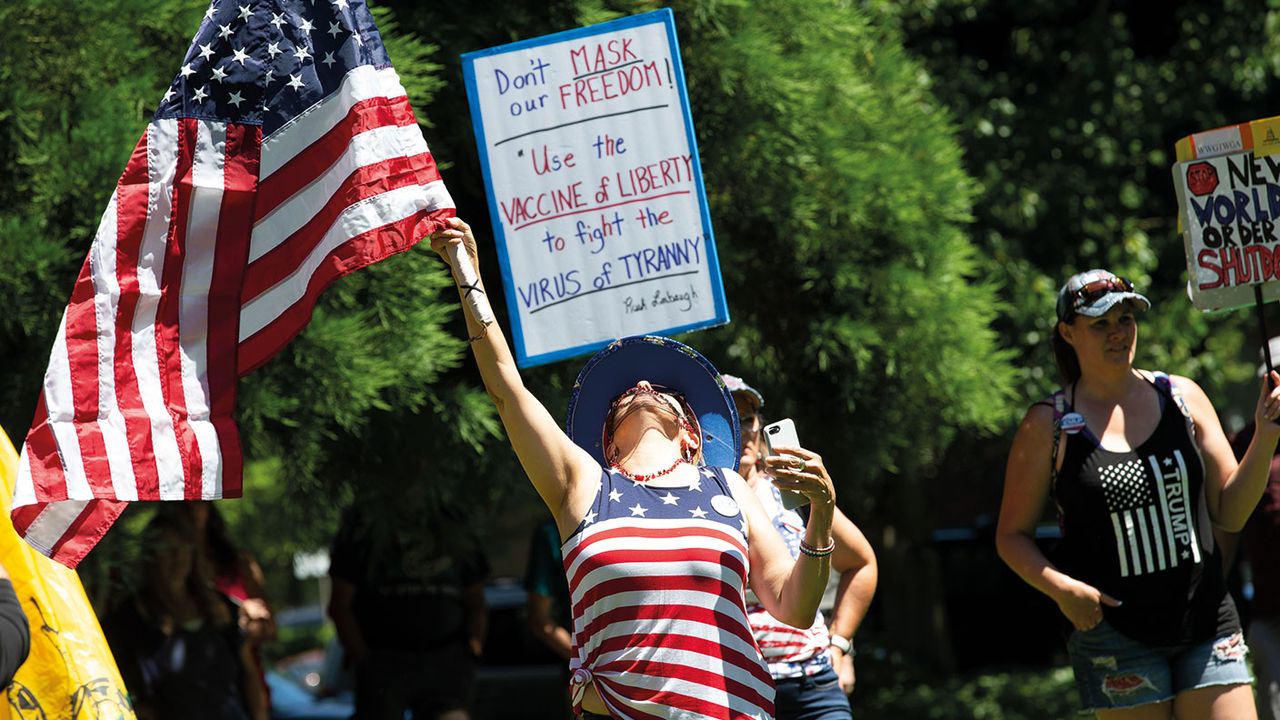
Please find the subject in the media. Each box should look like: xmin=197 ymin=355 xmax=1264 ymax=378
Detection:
xmin=1052 ymin=372 xmax=1238 ymax=645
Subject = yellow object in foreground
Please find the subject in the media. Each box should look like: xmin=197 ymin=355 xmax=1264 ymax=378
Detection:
xmin=0 ymin=426 xmax=134 ymax=719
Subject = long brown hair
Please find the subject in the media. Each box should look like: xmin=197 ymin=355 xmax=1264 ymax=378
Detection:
xmin=136 ymin=511 xmax=231 ymax=628
xmin=1051 ymin=321 xmax=1082 ymax=385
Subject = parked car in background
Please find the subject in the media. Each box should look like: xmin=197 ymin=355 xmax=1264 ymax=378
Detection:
xmin=267 ymin=668 xmax=352 ymax=720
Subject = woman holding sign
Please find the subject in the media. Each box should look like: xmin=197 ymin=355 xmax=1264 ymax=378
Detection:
xmin=997 ymin=268 xmax=1280 ymax=719
xmin=431 ymin=218 xmax=835 ymax=720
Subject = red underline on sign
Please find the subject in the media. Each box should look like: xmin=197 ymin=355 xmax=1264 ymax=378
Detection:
xmin=510 ymin=190 xmax=692 ymax=231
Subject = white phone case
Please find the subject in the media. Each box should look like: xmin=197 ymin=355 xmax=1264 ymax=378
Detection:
xmin=763 ymin=419 xmax=808 ymax=509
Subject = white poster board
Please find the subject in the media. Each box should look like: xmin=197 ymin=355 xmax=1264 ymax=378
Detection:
xmin=462 ymin=10 xmax=728 ymax=367
xmin=1174 ymin=150 xmax=1280 ymax=311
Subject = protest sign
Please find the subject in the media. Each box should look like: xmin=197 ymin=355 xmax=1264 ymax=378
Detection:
xmin=1174 ymin=116 xmax=1280 ymax=311
xmin=462 ymin=10 xmax=729 ymax=367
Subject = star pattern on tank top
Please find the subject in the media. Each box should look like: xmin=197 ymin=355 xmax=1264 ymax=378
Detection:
xmin=660 ymin=492 xmax=679 ymax=505
xmin=629 ymin=503 xmax=648 ymax=517
xmin=690 ymin=507 xmax=707 ymax=518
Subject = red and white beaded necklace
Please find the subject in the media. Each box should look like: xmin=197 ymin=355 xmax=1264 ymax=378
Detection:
xmin=610 ymin=457 xmax=687 ymax=483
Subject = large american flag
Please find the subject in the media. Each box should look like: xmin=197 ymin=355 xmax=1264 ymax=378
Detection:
xmin=14 ymin=0 xmax=454 ymax=567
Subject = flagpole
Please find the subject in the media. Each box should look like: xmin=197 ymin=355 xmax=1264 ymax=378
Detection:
xmin=1257 ymin=284 xmax=1274 ymax=389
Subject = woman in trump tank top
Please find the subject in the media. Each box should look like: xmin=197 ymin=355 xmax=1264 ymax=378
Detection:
xmin=997 ymin=268 xmax=1280 ymax=718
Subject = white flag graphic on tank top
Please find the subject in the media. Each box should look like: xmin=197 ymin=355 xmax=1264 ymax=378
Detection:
xmin=1099 ymin=450 xmax=1200 ymax=578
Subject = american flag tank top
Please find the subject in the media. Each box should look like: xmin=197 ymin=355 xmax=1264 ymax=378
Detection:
xmin=562 ymin=466 xmax=776 ymax=719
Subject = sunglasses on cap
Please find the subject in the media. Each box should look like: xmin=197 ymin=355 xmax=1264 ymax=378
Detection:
xmin=1066 ymin=275 xmax=1134 ymax=315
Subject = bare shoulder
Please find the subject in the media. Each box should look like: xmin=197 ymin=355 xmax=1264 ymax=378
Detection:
xmin=1166 ymin=373 xmax=1214 ymax=408
xmin=1016 ymin=399 xmax=1058 ymax=439
xmin=720 ymin=466 xmax=750 ymax=494
xmin=1004 ymin=399 xmax=1059 ymax=470
xmin=1166 ymin=373 xmax=1205 ymax=394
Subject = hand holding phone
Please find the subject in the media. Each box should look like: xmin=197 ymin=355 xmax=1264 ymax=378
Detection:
xmin=763 ymin=419 xmax=809 ymax=509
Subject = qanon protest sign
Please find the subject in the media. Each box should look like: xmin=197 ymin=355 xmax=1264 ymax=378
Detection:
xmin=1174 ymin=117 xmax=1280 ymax=311
xmin=462 ymin=10 xmax=729 ymax=367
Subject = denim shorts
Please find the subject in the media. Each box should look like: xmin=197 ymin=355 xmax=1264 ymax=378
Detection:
xmin=774 ymin=665 xmax=852 ymax=720
xmin=1066 ymin=619 xmax=1252 ymax=711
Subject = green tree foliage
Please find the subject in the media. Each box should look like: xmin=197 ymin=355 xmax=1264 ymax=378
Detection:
xmin=887 ymin=0 xmax=1280 ymax=402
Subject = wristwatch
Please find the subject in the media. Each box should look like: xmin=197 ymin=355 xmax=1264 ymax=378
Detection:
xmin=829 ymin=633 xmax=853 ymax=655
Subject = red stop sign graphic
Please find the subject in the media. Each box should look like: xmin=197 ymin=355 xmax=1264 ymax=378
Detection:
xmin=1186 ymin=161 xmax=1219 ymax=196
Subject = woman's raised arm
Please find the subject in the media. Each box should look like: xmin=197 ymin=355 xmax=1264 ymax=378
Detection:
xmin=432 ymin=218 xmax=599 ymax=518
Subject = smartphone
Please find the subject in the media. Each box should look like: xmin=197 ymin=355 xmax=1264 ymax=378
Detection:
xmin=763 ymin=418 xmax=809 ymax=509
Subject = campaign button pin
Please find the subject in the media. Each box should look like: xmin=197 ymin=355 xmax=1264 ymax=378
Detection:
xmin=711 ymin=494 xmax=740 ymax=517
xmin=1061 ymin=412 xmax=1087 ymax=434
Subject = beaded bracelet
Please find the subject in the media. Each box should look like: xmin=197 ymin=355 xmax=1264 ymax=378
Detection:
xmin=798 ymin=538 xmax=835 ymax=558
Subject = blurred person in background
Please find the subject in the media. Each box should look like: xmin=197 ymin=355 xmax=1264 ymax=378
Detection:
xmin=101 ymin=510 xmax=266 ymax=720
xmin=525 ymin=516 xmax=572 ymax=662
xmin=724 ymin=374 xmax=878 ymax=720
xmin=1229 ymin=336 xmax=1280 ymax=720
xmin=0 ymin=560 xmax=29 ymax=689
xmin=180 ymin=501 xmax=275 ymax=705
xmin=327 ymin=501 xmax=489 ymax=720
xmin=525 ymin=515 xmax=573 ymax=718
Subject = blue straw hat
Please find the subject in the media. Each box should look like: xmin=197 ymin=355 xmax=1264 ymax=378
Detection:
xmin=566 ymin=336 xmax=740 ymax=471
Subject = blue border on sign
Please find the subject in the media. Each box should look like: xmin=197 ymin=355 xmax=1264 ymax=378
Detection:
xmin=460 ymin=8 xmax=730 ymax=368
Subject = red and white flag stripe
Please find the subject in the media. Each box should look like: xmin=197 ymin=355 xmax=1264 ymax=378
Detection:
xmin=16 ymin=60 xmax=452 ymax=566
xmin=238 ymin=66 xmax=450 ymax=374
